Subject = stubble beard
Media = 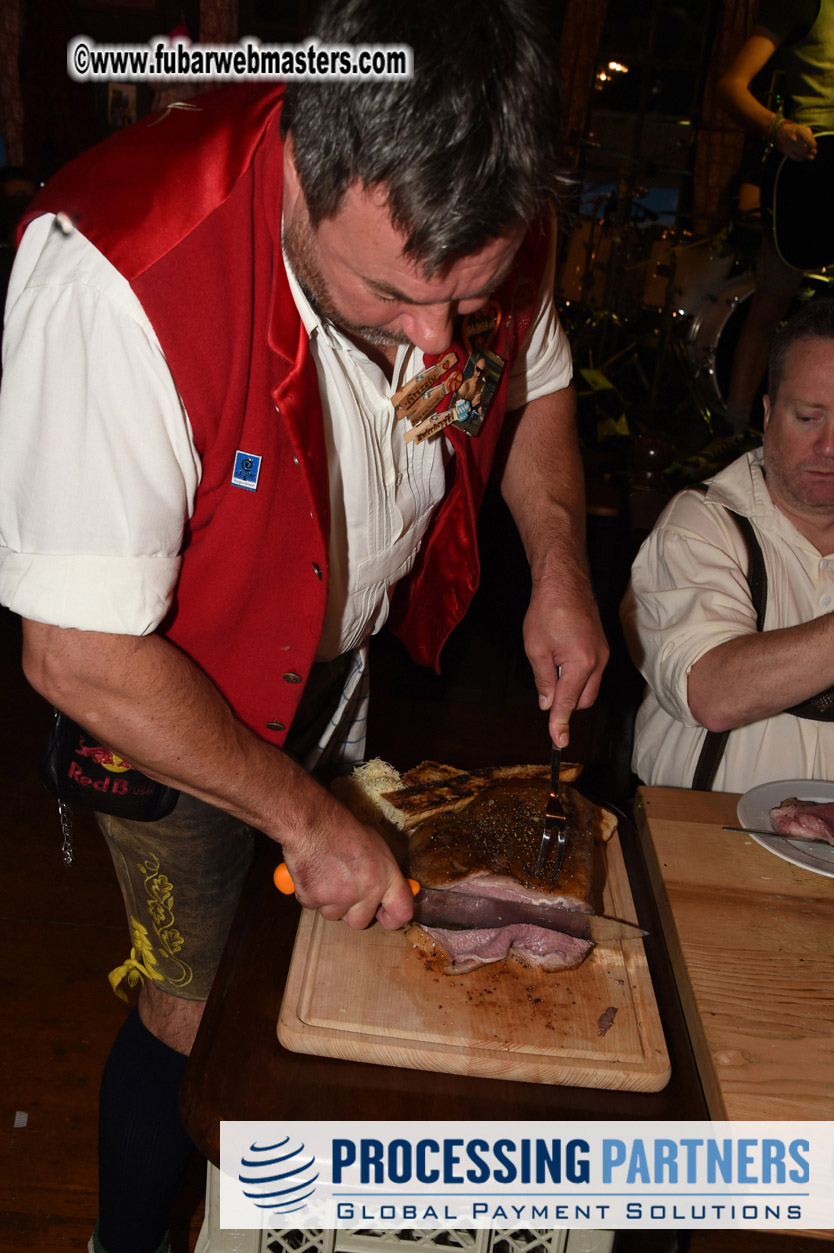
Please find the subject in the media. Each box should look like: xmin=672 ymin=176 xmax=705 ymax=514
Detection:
xmin=763 ymin=440 xmax=834 ymax=519
xmin=282 ymin=209 xmax=412 ymax=350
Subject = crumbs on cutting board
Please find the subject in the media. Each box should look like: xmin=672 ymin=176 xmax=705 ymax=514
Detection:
xmin=463 ymin=986 xmax=499 ymax=1011
xmin=407 ymin=942 xmax=618 ymax=1038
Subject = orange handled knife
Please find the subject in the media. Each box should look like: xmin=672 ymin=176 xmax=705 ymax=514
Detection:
xmin=274 ymin=863 xmax=421 ymax=896
xmin=272 ymin=864 xmax=646 ymax=940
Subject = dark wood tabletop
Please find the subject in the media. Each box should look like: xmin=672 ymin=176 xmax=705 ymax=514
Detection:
xmin=181 ymin=800 xmax=709 ymax=1165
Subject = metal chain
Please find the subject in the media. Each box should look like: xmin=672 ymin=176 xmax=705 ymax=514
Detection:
xmin=58 ymin=800 xmax=74 ymax=867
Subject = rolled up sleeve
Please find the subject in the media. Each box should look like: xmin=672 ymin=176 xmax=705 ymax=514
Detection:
xmin=0 ymin=218 xmax=200 ymax=634
xmin=621 ymin=497 xmax=757 ymax=725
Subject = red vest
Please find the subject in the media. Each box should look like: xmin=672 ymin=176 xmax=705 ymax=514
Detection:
xmin=23 ymin=86 xmax=546 ymax=746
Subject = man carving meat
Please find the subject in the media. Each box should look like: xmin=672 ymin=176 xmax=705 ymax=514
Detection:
xmin=0 ymin=2 xmax=607 ymax=1248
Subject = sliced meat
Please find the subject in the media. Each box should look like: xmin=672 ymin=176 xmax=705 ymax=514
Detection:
xmin=769 ymin=797 xmax=834 ymax=845
xmin=406 ymin=920 xmax=592 ymax=974
xmin=406 ymin=775 xmax=597 ymax=974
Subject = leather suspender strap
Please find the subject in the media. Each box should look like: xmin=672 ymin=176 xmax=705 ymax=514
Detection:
xmin=691 ymin=731 xmax=730 ymax=791
xmin=785 ymin=687 xmax=834 ymax=719
xmin=688 ymin=483 xmax=834 ymax=790
xmin=690 ymin=486 xmax=767 ymax=791
xmin=689 ymin=483 xmax=834 ymax=789
xmin=728 ymin=510 xmax=768 ymax=631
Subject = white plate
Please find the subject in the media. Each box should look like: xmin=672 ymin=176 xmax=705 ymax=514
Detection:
xmin=736 ymin=779 xmax=834 ymax=878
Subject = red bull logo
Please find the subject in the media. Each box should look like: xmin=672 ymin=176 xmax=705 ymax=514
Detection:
xmin=67 ymin=759 xmax=156 ymax=796
xmin=76 ymin=737 xmax=133 ymax=772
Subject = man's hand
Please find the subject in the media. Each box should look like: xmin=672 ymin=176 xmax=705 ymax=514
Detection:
xmin=280 ymin=806 xmax=415 ymax=931
xmin=774 ymin=120 xmax=817 ymax=163
xmin=717 ymin=26 xmax=818 ymax=164
xmin=523 ymin=561 xmax=608 ymax=748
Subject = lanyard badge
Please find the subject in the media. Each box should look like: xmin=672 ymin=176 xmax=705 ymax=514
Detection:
xmin=401 ymin=302 xmax=506 ymax=445
xmin=448 ymin=346 xmax=504 ymax=438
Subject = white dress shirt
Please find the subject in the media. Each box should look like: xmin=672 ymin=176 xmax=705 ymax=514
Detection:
xmin=622 ymin=449 xmax=834 ymax=792
xmin=0 ymin=213 xmax=571 ymax=656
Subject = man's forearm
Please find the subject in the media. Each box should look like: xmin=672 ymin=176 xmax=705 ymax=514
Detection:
xmin=23 ymin=620 xmax=326 ymax=834
xmin=498 ymin=388 xmax=608 ymax=743
xmin=21 ymin=620 xmax=414 ymax=929
xmin=687 ymin=612 xmax=834 ymax=732
xmin=716 ymin=30 xmax=781 ymax=137
xmin=716 ymin=29 xmax=816 ymax=163
xmin=499 ymin=387 xmax=588 ymax=580
xmin=717 ymin=73 xmax=778 ymax=138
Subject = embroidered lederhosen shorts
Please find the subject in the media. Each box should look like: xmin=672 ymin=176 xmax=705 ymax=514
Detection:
xmin=97 ymin=653 xmax=361 ymax=1002
xmin=97 ymin=794 xmax=255 ymax=1002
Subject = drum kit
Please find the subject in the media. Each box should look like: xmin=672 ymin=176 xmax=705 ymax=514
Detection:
xmin=557 ymin=212 xmax=753 ymax=418
xmin=557 ymin=207 xmax=833 ymax=424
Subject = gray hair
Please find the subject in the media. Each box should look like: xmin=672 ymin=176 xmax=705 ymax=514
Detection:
xmin=280 ymin=0 xmax=565 ymax=273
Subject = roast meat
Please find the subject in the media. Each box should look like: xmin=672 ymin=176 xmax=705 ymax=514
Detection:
xmin=769 ymin=797 xmax=834 ymax=845
xmin=405 ymin=775 xmax=597 ymax=974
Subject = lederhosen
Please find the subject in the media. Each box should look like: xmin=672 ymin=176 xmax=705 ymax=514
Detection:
xmin=690 ymin=484 xmax=834 ymax=790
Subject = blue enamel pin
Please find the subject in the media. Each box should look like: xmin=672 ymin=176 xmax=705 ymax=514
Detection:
xmin=232 ymin=450 xmax=262 ymax=491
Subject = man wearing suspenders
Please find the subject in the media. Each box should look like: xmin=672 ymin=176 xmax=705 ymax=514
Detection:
xmin=622 ymin=299 xmax=834 ymax=792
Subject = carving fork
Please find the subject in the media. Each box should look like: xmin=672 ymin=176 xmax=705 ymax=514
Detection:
xmin=535 ymin=743 xmax=567 ymax=880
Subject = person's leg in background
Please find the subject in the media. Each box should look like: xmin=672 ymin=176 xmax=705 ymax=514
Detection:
xmin=724 ymin=235 xmax=803 ymax=433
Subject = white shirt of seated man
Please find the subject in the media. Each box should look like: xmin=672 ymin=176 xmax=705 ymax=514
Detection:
xmin=625 ymin=329 xmax=834 ymax=793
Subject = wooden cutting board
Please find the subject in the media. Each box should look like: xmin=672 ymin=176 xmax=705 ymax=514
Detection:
xmin=278 ymin=830 xmax=670 ymax=1091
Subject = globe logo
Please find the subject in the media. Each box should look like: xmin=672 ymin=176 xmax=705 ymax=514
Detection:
xmin=239 ymin=1136 xmax=319 ymax=1215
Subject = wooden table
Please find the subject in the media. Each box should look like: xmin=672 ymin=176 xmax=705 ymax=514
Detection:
xmin=634 ymin=786 xmax=834 ymax=1121
xmin=181 ymin=804 xmax=708 ymax=1169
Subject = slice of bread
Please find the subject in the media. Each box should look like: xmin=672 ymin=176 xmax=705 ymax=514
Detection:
xmin=380 ymin=761 xmax=582 ymax=829
xmin=594 ymin=806 xmax=618 ymax=843
xmin=399 ymin=761 xmax=469 ymax=787
xmin=330 ymin=756 xmax=616 ymax=845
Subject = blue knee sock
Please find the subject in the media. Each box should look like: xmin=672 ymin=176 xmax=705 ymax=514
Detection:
xmin=96 ymin=1006 xmax=196 ymax=1253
